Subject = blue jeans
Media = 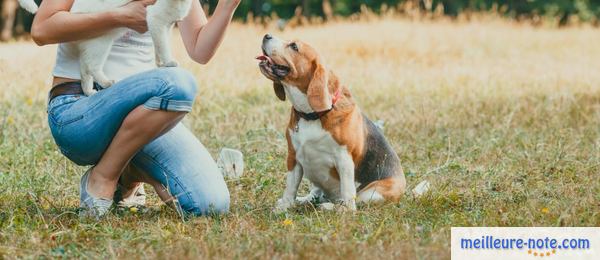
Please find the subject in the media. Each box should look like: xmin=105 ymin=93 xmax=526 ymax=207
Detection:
xmin=47 ymin=67 xmax=230 ymax=216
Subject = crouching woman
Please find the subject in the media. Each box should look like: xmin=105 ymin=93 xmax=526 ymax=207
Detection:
xmin=31 ymin=0 xmax=241 ymax=218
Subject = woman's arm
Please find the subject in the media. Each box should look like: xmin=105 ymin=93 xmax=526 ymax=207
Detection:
xmin=31 ymin=0 xmax=156 ymax=46
xmin=178 ymin=0 xmax=241 ymax=64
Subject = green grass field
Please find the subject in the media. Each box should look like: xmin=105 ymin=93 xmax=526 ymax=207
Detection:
xmin=1 ymin=18 xmax=599 ymax=259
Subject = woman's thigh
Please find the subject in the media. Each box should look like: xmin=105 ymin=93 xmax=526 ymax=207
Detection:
xmin=131 ymin=123 xmax=230 ymax=216
xmin=48 ymin=67 xmax=197 ymax=165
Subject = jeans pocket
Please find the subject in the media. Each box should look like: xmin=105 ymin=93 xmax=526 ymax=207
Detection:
xmin=49 ymin=112 xmax=84 ymax=127
xmin=47 ymin=96 xmax=85 ymax=127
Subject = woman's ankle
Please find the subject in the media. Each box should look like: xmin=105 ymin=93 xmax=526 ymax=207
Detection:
xmin=87 ymin=167 xmax=119 ymax=199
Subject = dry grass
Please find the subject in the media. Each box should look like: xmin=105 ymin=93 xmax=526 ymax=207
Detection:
xmin=1 ymin=18 xmax=600 ymax=259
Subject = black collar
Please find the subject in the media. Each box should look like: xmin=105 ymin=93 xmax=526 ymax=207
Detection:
xmin=292 ymin=88 xmax=342 ymax=121
xmin=294 ymin=107 xmax=333 ymax=121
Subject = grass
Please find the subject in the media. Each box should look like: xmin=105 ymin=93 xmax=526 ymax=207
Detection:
xmin=1 ymin=18 xmax=600 ymax=259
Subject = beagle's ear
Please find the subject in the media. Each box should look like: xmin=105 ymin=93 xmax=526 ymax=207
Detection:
xmin=273 ymin=82 xmax=286 ymax=101
xmin=307 ymin=63 xmax=331 ymax=112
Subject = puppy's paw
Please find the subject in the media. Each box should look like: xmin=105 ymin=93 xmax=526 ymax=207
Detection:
xmin=273 ymin=198 xmax=293 ymax=213
xmin=98 ymin=79 xmax=115 ymax=88
xmin=159 ymin=60 xmax=179 ymax=67
xmin=83 ymin=89 xmax=98 ymax=96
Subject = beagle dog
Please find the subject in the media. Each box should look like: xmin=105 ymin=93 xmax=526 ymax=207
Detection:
xmin=257 ymin=34 xmax=406 ymax=211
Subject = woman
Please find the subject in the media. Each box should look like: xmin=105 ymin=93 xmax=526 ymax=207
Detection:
xmin=32 ymin=0 xmax=241 ymax=218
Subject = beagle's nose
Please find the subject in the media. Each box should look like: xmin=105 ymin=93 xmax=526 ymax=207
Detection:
xmin=264 ymin=34 xmax=273 ymax=41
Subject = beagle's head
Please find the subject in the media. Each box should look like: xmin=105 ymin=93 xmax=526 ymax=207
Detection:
xmin=257 ymin=34 xmax=333 ymax=112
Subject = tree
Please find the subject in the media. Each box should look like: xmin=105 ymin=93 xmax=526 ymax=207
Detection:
xmin=1 ymin=0 xmax=600 ymax=41
xmin=323 ymin=0 xmax=333 ymax=21
xmin=302 ymin=0 xmax=310 ymax=17
xmin=251 ymin=0 xmax=263 ymax=16
xmin=1 ymin=0 xmax=18 ymax=41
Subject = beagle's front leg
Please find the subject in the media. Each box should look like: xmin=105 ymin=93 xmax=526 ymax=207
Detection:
xmin=336 ymin=151 xmax=357 ymax=211
xmin=296 ymin=184 xmax=324 ymax=205
xmin=275 ymin=164 xmax=303 ymax=212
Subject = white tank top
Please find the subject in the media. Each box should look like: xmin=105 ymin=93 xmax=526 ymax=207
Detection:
xmin=52 ymin=30 xmax=156 ymax=82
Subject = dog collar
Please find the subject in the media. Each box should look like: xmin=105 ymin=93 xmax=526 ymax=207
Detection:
xmin=294 ymin=88 xmax=342 ymax=121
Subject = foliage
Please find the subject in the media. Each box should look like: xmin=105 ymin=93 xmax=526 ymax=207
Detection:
xmin=226 ymin=0 xmax=600 ymax=21
xmin=2 ymin=0 xmax=600 ymax=41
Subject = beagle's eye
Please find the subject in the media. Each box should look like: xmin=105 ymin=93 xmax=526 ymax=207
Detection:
xmin=289 ymin=42 xmax=299 ymax=52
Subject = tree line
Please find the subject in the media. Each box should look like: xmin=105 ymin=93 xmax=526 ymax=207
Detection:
xmin=207 ymin=0 xmax=600 ymax=23
xmin=2 ymin=0 xmax=600 ymax=41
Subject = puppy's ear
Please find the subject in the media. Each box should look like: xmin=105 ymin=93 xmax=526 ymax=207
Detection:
xmin=273 ymin=82 xmax=286 ymax=101
xmin=307 ymin=63 xmax=331 ymax=112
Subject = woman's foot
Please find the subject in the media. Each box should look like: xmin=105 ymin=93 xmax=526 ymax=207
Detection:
xmin=80 ymin=168 xmax=113 ymax=219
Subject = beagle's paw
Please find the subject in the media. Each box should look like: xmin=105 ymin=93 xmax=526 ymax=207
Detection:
xmin=339 ymin=199 xmax=357 ymax=212
xmin=295 ymin=195 xmax=314 ymax=205
xmin=273 ymin=198 xmax=294 ymax=213
xmin=319 ymin=202 xmax=356 ymax=212
xmin=319 ymin=202 xmax=335 ymax=211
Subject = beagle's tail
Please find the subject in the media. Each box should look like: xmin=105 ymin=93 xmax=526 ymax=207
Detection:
xmin=18 ymin=0 xmax=38 ymax=14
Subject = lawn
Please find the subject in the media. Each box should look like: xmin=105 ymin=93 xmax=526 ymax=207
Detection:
xmin=0 ymin=18 xmax=599 ymax=259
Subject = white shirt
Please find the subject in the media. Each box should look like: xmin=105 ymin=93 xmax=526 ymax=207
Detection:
xmin=52 ymin=30 xmax=156 ymax=82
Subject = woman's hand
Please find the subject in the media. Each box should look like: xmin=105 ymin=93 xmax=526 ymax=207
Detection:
xmin=219 ymin=0 xmax=242 ymax=12
xmin=31 ymin=0 xmax=157 ymax=45
xmin=113 ymin=0 xmax=157 ymax=33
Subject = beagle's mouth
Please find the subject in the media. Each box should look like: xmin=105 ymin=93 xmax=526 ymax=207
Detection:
xmin=257 ymin=49 xmax=290 ymax=79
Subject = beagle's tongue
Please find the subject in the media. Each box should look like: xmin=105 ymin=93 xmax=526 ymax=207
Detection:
xmin=256 ymin=55 xmax=272 ymax=63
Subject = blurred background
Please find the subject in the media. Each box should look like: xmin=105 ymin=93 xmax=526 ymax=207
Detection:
xmin=2 ymin=0 xmax=600 ymax=41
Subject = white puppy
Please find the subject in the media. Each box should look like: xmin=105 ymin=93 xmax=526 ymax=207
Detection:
xmin=19 ymin=0 xmax=193 ymax=95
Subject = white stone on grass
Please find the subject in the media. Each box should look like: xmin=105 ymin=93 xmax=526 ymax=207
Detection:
xmin=412 ymin=180 xmax=431 ymax=197
xmin=217 ymin=148 xmax=244 ymax=179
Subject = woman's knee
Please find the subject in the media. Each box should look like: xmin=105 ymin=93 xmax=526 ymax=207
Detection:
xmin=180 ymin=183 xmax=230 ymax=216
xmin=142 ymin=67 xmax=198 ymax=112
xmin=154 ymin=67 xmax=198 ymax=103
xmin=174 ymin=163 xmax=230 ymax=216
